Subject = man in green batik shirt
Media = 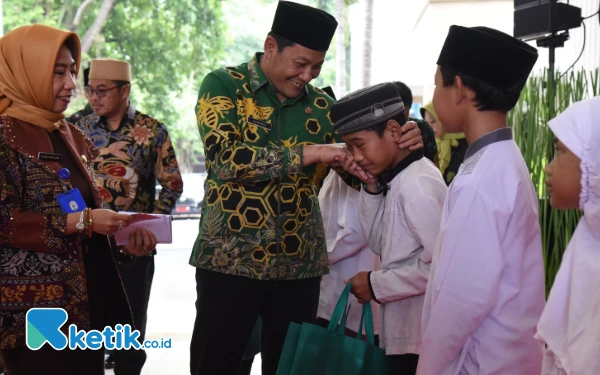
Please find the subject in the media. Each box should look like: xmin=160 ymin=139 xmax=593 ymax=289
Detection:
xmin=188 ymin=2 xmax=423 ymax=375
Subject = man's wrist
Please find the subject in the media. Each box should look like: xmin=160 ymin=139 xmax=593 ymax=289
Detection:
xmin=367 ymin=272 xmax=381 ymax=304
xmin=302 ymin=145 xmax=320 ymax=166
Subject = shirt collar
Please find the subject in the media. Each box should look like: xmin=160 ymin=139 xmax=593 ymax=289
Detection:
xmin=464 ymin=127 xmax=513 ymax=160
xmin=125 ymin=104 xmax=136 ymax=120
xmin=248 ymin=53 xmax=269 ymax=93
xmin=248 ymin=53 xmax=310 ymax=101
xmin=380 ymin=148 xmax=424 ymax=185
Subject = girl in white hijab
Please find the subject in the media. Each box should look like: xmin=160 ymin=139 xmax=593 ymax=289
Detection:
xmin=536 ymin=95 xmax=600 ymax=375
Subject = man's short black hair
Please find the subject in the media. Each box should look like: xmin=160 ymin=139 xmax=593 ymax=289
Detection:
xmin=113 ymin=80 xmax=130 ymax=89
xmin=393 ymin=81 xmax=413 ymax=109
xmin=83 ymin=67 xmax=90 ymax=87
xmin=268 ymin=31 xmax=296 ymax=53
xmin=367 ymin=113 xmax=406 ymax=138
xmin=440 ymin=65 xmax=520 ymax=112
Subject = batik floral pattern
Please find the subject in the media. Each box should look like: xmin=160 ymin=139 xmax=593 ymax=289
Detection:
xmin=190 ymin=54 xmax=335 ymax=280
xmin=72 ymin=105 xmax=182 ymax=214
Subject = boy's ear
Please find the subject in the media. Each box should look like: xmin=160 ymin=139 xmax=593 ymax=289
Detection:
xmin=386 ymin=120 xmax=402 ymax=141
xmin=454 ymin=75 xmax=470 ymax=105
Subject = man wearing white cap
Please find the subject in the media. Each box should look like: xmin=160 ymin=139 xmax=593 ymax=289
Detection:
xmin=72 ymin=58 xmax=183 ymax=375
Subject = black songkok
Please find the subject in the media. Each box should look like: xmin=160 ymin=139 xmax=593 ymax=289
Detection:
xmin=271 ymin=1 xmax=338 ymax=52
xmin=331 ymin=82 xmax=406 ymax=136
xmin=437 ymin=25 xmax=538 ymax=94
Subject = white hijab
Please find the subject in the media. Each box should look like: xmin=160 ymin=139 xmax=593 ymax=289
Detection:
xmin=536 ymin=96 xmax=600 ymax=375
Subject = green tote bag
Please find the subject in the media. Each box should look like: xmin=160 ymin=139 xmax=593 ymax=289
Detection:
xmin=276 ymin=283 xmax=391 ymax=375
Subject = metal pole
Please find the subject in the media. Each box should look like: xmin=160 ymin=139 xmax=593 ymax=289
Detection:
xmin=549 ymin=46 xmax=555 ymax=92
xmin=549 ymin=45 xmax=555 ymax=118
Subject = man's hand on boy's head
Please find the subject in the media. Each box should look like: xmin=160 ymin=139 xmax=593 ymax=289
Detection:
xmin=399 ymin=121 xmax=424 ymax=150
xmin=345 ymin=271 xmax=373 ymax=304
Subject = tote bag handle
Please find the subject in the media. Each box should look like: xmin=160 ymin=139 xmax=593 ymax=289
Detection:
xmin=357 ymin=302 xmax=376 ymax=345
xmin=327 ymin=282 xmax=352 ymax=334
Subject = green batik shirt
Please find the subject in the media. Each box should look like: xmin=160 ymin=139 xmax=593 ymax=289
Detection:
xmin=189 ymin=53 xmax=338 ymax=280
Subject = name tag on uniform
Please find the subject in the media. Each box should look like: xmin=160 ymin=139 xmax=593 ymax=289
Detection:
xmin=57 ymin=188 xmax=87 ymax=213
xmin=248 ymin=116 xmax=271 ymax=131
xmin=38 ymin=152 xmax=61 ymax=162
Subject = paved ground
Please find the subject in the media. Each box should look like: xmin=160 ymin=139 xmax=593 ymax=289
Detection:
xmin=107 ymin=219 xmax=262 ymax=375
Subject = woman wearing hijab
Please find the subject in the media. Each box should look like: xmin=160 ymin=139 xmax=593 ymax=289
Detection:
xmin=420 ymin=101 xmax=468 ymax=185
xmin=0 ymin=25 xmax=149 ymax=374
xmin=536 ymin=96 xmax=600 ymax=375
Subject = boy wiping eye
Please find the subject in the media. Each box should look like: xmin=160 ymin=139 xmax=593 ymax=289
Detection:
xmin=330 ymin=82 xmax=447 ymax=374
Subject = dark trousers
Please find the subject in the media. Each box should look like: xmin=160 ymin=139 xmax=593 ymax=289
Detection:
xmin=389 ymin=353 xmax=419 ymax=375
xmin=236 ymin=358 xmax=254 ymax=375
xmin=113 ymin=255 xmax=155 ymax=375
xmin=190 ymin=269 xmax=321 ymax=375
xmin=1 ymin=345 xmax=104 ymax=375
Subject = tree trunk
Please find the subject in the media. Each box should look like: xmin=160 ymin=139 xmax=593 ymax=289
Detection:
xmin=73 ymin=0 xmax=95 ymax=27
xmin=335 ymin=0 xmax=347 ymax=97
xmin=44 ymin=0 xmax=52 ymax=19
xmin=58 ymin=0 xmax=72 ymax=28
xmin=177 ymin=139 xmax=193 ymax=173
xmin=80 ymin=0 xmax=115 ymax=54
xmin=0 ymin=0 xmax=4 ymax=37
xmin=362 ymin=0 xmax=374 ymax=88
xmin=178 ymin=72 xmax=197 ymax=174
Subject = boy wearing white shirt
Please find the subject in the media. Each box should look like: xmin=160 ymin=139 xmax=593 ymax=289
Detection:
xmin=418 ymin=26 xmax=545 ymax=375
xmin=331 ymin=82 xmax=447 ymax=374
xmin=316 ymin=169 xmax=380 ymax=338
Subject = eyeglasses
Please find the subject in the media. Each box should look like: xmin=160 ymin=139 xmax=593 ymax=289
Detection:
xmin=84 ymin=83 xmax=128 ymax=98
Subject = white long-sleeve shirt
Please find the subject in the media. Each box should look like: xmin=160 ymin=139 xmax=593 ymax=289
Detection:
xmin=542 ymin=349 xmax=568 ymax=375
xmin=359 ymin=156 xmax=446 ymax=355
xmin=418 ymin=128 xmax=546 ymax=375
xmin=317 ymin=170 xmax=380 ymax=334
